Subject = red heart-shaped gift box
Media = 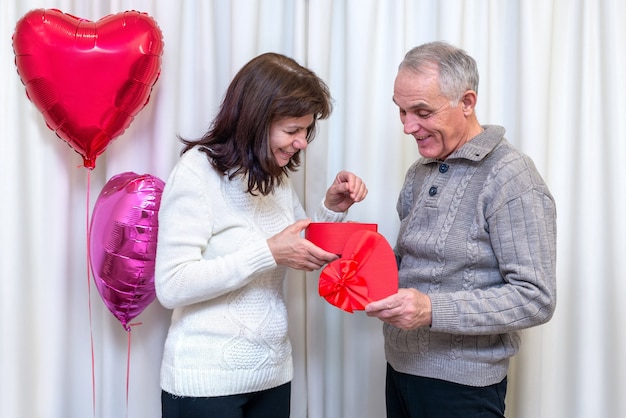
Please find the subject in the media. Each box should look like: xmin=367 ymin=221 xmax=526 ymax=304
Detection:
xmin=305 ymin=222 xmax=377 ymax=255
xmin=318 ymin=229 xmax=398 ymax=313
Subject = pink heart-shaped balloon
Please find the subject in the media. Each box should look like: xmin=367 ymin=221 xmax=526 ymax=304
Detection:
xmin=89 ymin=172 xmax=165 ymax=331
xmin=12 ymin=9 xmax=164 ymax=169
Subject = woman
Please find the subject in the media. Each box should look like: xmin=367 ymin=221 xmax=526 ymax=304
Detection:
xmin=155 ymin=52 xmax=367 ymax=417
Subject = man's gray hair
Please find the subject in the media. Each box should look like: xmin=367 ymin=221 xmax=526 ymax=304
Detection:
xmin=399 ymin=41 xmax=479 ymax=104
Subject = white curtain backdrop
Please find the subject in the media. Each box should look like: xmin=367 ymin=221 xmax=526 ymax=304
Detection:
xmin=1 ymin=1 xmax=624 ymax=417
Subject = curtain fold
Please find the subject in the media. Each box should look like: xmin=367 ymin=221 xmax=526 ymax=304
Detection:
xmin=1 ymin=1 xmax=624 ymax=417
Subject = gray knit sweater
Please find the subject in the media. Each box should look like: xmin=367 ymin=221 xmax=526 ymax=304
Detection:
xmin=385 ymin=125 xmax=557 ymax=387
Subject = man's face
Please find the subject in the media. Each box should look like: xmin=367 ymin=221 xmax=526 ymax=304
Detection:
xmin=393 ymin=66 xmax=470 ymax=160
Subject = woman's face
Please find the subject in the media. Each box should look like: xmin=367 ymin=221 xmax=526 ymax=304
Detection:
xmin=269 ymin=114 xmax=314 ymax=167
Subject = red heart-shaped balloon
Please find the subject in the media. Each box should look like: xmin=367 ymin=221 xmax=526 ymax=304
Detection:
xmin=12 ymin=9 xmax=164 ymax=169
xmin=319 ymin=230 xmax=398 ymax=313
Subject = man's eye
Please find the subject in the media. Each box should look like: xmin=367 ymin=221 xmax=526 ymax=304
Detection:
xmin=417 ymin=111 xmax=432 ymax=118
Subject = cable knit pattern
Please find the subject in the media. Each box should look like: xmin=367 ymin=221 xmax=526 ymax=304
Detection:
xmin=155 ymin=146 xmax=345 ymax=397
xmin=385 ymin=125 xmax=557 ymax=387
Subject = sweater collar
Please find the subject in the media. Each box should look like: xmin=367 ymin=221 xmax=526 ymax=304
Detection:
xmin=420 ymin=124 xmax=506 ymax=165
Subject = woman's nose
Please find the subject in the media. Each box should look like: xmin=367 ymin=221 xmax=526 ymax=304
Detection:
xmin=293 ymin=134 xmax=308 ymax=150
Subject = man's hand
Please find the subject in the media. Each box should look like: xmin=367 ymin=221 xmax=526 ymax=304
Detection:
xmin=365 ymin=288 xmax=432 ymax=330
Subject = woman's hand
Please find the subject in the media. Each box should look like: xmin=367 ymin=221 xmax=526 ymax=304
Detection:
xmin=324 ymin=171 xmax=368 ymax=213
xmin=267 ymin=219 xmax=338 ymax=271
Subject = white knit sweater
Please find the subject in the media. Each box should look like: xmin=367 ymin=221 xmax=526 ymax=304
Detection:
xmin=155 ymin=146 xmax=345 ymax=397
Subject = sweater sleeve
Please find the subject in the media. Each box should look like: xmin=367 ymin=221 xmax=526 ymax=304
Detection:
xmin=430 ymin=154 xmax=557 ymax=335
xmin=289 ymin=185 xmax=347 ymax=223
xmin=312 ymin=199 xmax=347 ymax=222
xmin=154 ymin=158 xmax=276 ymax=309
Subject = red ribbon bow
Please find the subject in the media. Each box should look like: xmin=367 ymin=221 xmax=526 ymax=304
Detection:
xmin=319 ymin=259 xmax=369 ymax=313
xmin=318 ymin=232 xmax=378 ymax=313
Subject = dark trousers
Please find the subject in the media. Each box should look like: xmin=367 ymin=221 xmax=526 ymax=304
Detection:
xmin=161 ymin=382 xmax=291 ymax=418
xmin=386 ymin=363 xmax=507 ymax=418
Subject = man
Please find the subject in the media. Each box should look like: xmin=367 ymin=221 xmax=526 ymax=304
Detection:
xmin=365 ymin=41 xmax=557 ymax=417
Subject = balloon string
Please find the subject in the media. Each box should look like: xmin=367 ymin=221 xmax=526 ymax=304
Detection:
xmin=126 ymin=322 xmax=142 ymax=418
xmin=86 ymin=170 xmax=97 ymax=417
xmin=126 ymin=329 xmax=131 ymax=418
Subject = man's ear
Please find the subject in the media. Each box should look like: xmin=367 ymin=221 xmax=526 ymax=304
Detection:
xmin=461 ymin=90 xmax=478 ymax=115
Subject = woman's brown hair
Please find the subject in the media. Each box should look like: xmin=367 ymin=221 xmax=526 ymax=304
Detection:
xmin=181 ymin=52 xmax=333 ymax=195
